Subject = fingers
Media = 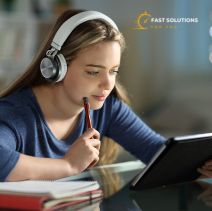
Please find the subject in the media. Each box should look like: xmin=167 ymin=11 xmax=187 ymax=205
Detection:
xmin=198 ymin=168 xmax=212 ymax=178
xmin=83 ymin=137 xmax=100 ymax=166
xmin=197 ymin=159 xmax=212 ymax=178
xmin=82 ymin=128 xmax=100 ymax=140
xmin=202 ymin=165 xmax=212 ymax=171
xmin=63 ymin=128 xmax=101 ymax=174
xmin=88 ymin=157 xmax=99 ymax=168
xmin=81 ymin=129 xmax=101 ymax=150
xmin=87 ymin=148 xmax=99 ymax=168
xmin=87 ymin=138 xmax=101 ymax=151
xmin=88 ymin=159 xmax=99 ymax=168
xmin=87 ymin=139 xmax=100 ymax=168
xmin=90 ymin=146 xmax=100 ymax=156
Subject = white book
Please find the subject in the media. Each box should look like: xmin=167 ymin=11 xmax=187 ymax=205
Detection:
xmin=0 ymin=180 xmax=100 ymax=199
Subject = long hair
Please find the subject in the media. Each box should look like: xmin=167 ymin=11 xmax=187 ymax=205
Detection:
xmin=0 ymin=9 xmax=130 ymax=165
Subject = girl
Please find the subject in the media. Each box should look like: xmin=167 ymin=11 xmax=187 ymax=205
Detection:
xmin=0 ymin=9 xmax=211 ymax=182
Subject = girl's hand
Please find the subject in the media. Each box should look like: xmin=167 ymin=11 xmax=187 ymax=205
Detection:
xmin=197 ymin=160 xmax=212 ymax=178
xmin=62 ymin=128 xmax=101 ymax=175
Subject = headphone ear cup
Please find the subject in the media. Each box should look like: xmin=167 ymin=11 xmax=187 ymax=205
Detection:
xmin=40 ymin=57 xmax=59 ymax=81
xmin=54 ymin=54 xmax=67 ymax=82
xmin=40 ymin=54 xmax=67 ymax=82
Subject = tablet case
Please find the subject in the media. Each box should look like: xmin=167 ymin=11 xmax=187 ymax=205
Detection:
xmin=130 ymin=133 xmax=212 ymax=190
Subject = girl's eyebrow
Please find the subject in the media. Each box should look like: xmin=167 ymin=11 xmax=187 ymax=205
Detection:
xmin=86 ymin=64 xmax=120 ymax=69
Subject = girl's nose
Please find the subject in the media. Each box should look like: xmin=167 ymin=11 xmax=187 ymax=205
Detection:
xmin=99 ymin=74 xmax=113 ymax=90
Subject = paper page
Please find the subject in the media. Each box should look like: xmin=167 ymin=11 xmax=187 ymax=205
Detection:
xmin=0 ymin=180 xmax=99 ymax=198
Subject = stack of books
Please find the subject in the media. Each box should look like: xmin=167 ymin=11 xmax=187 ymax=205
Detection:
xmin=0 ymin=180 xmax=103 ymax=210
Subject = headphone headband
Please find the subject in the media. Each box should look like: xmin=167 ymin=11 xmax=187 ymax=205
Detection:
xmin=41 ymin=10 xmax=119 ymax=83
xmin=51 ymin=11 xmax=119 ymax=51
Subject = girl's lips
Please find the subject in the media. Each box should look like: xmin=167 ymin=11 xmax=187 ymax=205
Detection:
xmin=92 ymin=95 xmax=106 ymax=101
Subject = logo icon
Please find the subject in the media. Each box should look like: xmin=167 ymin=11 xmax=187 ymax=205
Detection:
xmin=134 ymin=11 xmax=151 ymax=30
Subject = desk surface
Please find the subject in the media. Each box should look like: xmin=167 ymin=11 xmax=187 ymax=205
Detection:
xmin=59 ymin=160 xmax=212 ymax=211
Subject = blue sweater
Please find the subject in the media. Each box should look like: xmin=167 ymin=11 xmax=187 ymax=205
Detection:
xmin=0 ymin=87 xmax=165 ymax=181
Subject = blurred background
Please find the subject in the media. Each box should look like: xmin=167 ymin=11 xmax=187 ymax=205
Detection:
xmin=0 ymin=0 xmax=212 ymax=159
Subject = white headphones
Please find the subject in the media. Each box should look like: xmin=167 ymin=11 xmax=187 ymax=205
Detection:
xmin=40 ymin=11 xmax=119 ymax=82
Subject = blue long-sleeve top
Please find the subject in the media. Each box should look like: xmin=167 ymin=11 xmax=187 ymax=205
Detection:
xmin=0 ymin=87 xmax=165 ymax=181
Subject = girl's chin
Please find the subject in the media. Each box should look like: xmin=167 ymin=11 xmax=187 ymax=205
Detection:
xmin=90 ymin=101 xmax=105 ymax=110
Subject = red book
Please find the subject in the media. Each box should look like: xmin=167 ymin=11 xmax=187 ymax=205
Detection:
xmin=0 ymin=181 xmax=103 ymax=210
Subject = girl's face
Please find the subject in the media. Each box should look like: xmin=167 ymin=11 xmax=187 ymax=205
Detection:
xmin=62 ymin=41 xmax=121 ymax=110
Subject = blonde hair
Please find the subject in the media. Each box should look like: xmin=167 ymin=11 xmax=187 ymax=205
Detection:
xmin=0 ymin=9 xmax=130 ymax=165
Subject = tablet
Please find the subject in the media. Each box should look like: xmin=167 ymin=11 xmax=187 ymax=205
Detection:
xmin=130 ymin=133 xmax=212 ymax=190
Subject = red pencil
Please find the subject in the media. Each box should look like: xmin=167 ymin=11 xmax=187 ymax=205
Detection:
xmin=83 ymin=97 xmax=92 ymax=129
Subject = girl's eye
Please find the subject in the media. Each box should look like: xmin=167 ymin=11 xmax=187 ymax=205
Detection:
xmin=86 ymin=71 xmax=99 ymax=76
xmin=86 ymin=69 xmax=119 ymax=76
xmin=110 ymin=70 xmax=119 ymax=75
